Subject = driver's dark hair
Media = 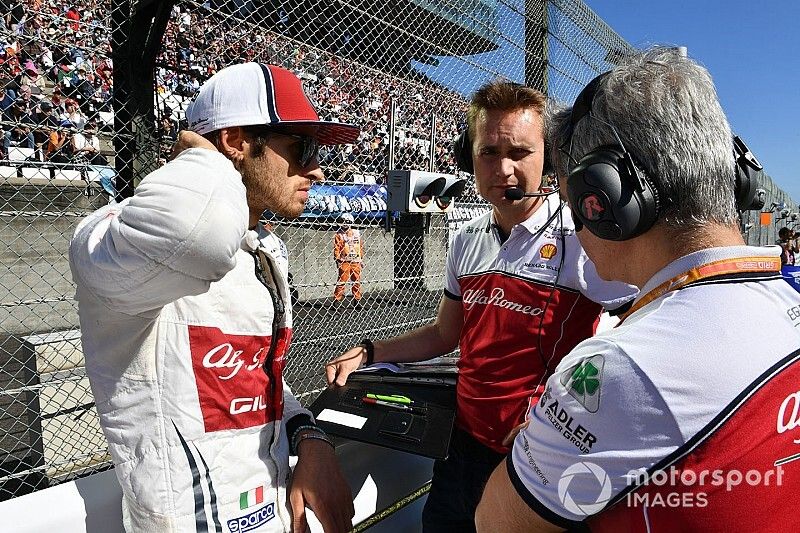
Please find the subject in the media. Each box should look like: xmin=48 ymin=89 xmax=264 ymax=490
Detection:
xmin=202 ymin=125 xmax=271 ymax=158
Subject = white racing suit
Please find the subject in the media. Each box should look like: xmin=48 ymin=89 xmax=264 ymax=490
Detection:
xmin=69 ymin=148 xmax=310 ymax=532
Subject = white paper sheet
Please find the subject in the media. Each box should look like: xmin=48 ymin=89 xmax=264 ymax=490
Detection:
xmin=317 ymin=408 xmax=368 ymax=429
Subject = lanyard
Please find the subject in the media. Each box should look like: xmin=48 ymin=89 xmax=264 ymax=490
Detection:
xmin=619 ymin=255 xmax=781 ymax=323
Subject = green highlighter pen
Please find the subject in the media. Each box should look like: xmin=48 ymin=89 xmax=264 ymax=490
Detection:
xmin=366 ymin=393 xmax=412 ymax=405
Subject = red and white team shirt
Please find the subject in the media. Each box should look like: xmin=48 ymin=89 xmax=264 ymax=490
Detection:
xmin=509 ymin=245 xmax=800 ymax=531
xmin=445 ymin=194 xmax=636 ymax=452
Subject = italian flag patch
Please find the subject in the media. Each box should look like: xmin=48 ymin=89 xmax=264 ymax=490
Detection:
xmin=239 ymin=486 xmax=264 ymax=510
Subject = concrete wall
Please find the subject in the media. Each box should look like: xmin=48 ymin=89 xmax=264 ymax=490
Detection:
xmin=0 ymin=183 xmax=107 ymax=337
xmin=273 ymin=224 xmax=399 ymax=301
xmin=424 ymin=227 xmax=448 ymax=292
xmin=0 ymin=183 xmax=108 ymax=494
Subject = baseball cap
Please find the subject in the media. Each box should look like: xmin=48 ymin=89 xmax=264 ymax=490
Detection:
xmin=185 ymin=62 xmax=360 ymax=145
xmin=340 ymin=213 xmax=354 ymax=223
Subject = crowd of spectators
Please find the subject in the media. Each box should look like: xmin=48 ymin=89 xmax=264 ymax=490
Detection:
xmin=0 ymin=0 xmax=112 ymax=166
xmin=155 ymin=2 xmax=477 ymax=198
xmin=2 ymin=0 xmax=483 ymax=204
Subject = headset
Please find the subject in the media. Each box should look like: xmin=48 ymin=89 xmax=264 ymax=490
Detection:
xmin=453 ymin=128 xmax=475 ymax=174
xmin=733 ymin=135 xmax=763 ymax=211
xmin=563 ymin=72 xmax=661 ymax=241
xmin=565 ymin=71 xmax=764 ymax=241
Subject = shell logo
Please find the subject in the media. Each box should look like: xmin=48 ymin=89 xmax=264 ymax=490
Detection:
xmin=539 ymin=243 xmax=557 ymax=259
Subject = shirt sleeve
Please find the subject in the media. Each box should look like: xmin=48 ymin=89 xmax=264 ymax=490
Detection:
xmin=334 ymin=232 xmax=342 ymax=260
xmin=507 ymin=336 xmax=684 ymax=525
xmin=69 ymin=148 xmax=249 ymax=316
xmin=444 ymin=230 xmax=461 ymax=299
xmin=282 ymin=380 xmax=313 ymax=426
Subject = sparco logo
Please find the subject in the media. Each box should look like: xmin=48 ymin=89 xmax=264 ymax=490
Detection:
xmin=778 ymin=391 xmax=800 ymax=444
xmin=227 ymin=502 xmax=275 ymax=532
xmin=203 ymin=343 xmax=264 ymax=380
xmin=462 ymin=287 xmax=543 ymax=316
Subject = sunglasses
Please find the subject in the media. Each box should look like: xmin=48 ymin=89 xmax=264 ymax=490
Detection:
xmin=281 ymin=132 xmax=319 ymax=168
xmin=255 ymin=127 xmax=319 ymax=168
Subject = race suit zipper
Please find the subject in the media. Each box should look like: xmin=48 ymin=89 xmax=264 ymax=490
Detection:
xmin=249 ymin=250 xmax=284 ymax=426
xmin=250 ymin=249 xmax=287 ymax=527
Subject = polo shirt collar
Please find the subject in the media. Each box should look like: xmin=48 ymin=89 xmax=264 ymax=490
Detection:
xmin=639 ymin=245 xmax=781 ymax=297
xmin=516 ymin=194 xmax=563 ymax=235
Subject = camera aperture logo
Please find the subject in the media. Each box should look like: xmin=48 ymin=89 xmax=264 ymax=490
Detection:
xmin=558 ymin=462 xmax=612 ymax=516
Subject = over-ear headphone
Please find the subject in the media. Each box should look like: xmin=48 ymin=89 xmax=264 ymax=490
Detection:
xmin=452 ymin=125 xmax=554 ymax=176
xmin=733 ymin=135 xmax=763 ymax=211
xmin=566 ymin=73 xmax=766 ymax=241
xmin=565 ymin=72 xmax=662 ymax=241
xmin=453 ymin=128 xmax=474 ymax=174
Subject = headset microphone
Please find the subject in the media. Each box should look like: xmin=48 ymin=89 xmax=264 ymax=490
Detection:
xmin=504 ymin=185 xmax=560 ymax=201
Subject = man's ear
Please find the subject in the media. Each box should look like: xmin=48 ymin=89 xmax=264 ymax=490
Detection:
xmin=218 ymin=126 xmax=246 ymax=163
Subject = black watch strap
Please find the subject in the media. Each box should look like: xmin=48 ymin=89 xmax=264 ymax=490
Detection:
xmin=360 ymin=338 xmax=374 ymax=366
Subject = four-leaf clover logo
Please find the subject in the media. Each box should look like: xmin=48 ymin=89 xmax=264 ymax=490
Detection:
xmin=561 ymin=355 xmax=604 ymax=413
xmin=571 ymin=362 xmax=600 ymax=395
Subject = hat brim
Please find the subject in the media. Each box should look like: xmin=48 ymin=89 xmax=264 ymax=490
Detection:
xmin=274 ymin=120 xmax=360 ymax=145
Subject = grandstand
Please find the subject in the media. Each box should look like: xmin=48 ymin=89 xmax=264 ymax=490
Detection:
xmin=202 ymin=0 xmax=502 ymax=74
xmin=154 ymin=2 xmax=475 ymax=184
xmin=0 ymin=1 xmax=797 ymax=529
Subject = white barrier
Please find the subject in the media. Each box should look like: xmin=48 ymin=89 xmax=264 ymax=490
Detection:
xmin=0 ymin=440 xmax=432 ymax=532
xmin=0 ymin=469 xmax=124 ymax=533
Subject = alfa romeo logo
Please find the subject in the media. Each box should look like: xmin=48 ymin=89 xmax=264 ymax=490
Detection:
xmin=558 ymin=461 xmax=612 ymax=516
xmin=778 ymin=391 xmax=800 ymax=443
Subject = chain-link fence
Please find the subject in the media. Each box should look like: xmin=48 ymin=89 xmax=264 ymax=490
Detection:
xmin=740 ymin=171 xmax=799 ymax=247
xmin=0 ymin=0 xmax=795 ymax=503
xmin=0 ymin=0 xmax=118 ymax=501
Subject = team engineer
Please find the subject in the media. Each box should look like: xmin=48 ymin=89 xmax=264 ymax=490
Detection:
xmin=325 ymin=80 xmax=636 ymax=532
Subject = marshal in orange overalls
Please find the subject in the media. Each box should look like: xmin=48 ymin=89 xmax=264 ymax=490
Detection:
xmin=333 ymin=226 xmax=363 ymax=300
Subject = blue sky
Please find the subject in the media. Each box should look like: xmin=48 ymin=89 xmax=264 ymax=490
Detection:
xmin=583 ymin=0 xmax=800 ymax=202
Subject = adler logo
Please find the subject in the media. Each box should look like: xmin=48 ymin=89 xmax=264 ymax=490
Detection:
xmin=462 ymin=287 xmax=544 ymax=316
